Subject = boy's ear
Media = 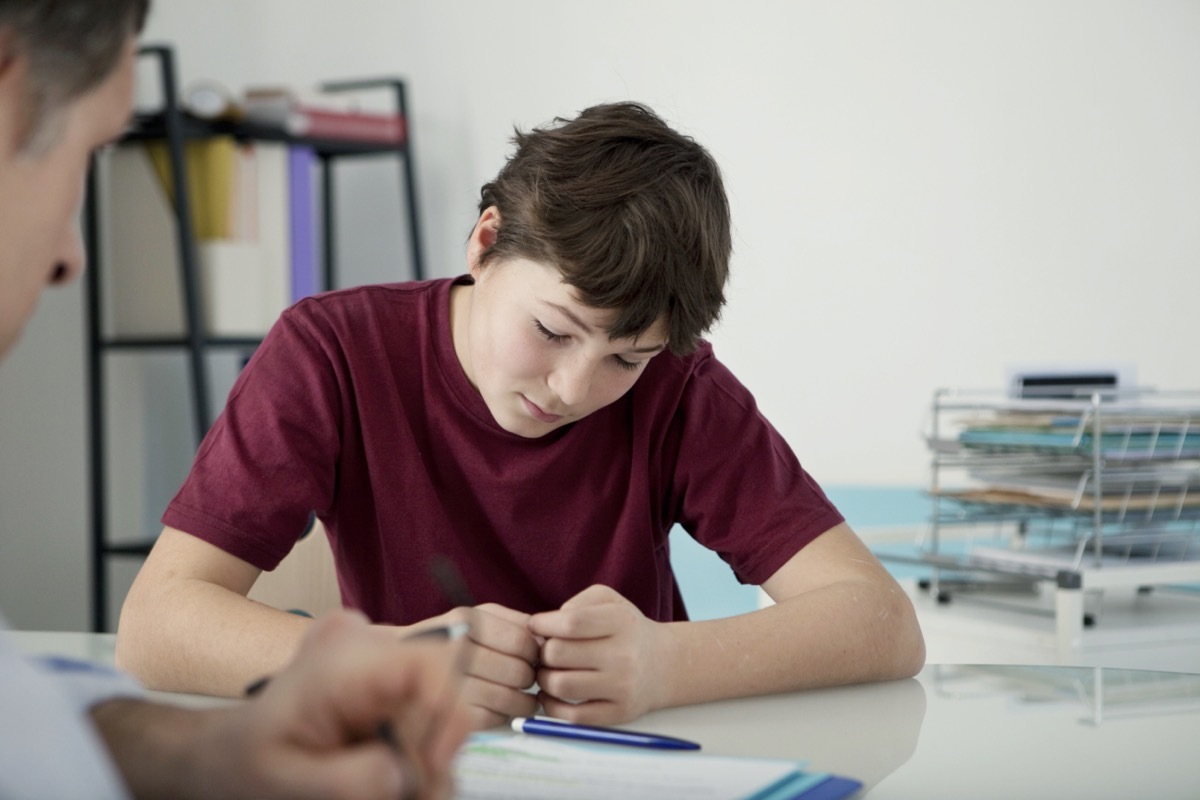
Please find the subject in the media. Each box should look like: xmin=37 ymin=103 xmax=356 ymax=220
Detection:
xmin=466 ymin=206 xmax=501 ymax=277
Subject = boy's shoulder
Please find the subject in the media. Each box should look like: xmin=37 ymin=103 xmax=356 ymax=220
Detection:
xmin=638 ymin=339 xmax=721 ymax=397
xmin=647 ymin=339 xmax=715 ymax=379
xmin=282 ymin=278 xmax=455 ymax=326
xmin=639 ymin=339 xmax=761 ymax=413
xmin=298 ymin=277 xmax=455 ymax=310
xmin=266 ymin=278 xmax=457 ymax=358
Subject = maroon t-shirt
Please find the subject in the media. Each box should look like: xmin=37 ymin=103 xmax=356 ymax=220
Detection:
xmin=163 ymin=278 xmax=843 ymax=623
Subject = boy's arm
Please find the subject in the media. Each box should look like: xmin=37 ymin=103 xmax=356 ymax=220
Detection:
xmin=116 ymin=526 xmax=310 ymax=697
xmin=117 ymin=527 xmax=539 ymax=727
xmin=530 ymin=522 xmax=926 ymax=724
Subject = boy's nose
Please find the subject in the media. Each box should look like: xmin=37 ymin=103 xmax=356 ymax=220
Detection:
xmin=549 ymin=356 xmax=596 ymax=408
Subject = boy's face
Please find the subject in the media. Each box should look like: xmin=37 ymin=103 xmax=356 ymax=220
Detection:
xmin=0 ymin=39 xmax=136 ymax=360
xmin=457 ymin=222 xmax=668 ymax=438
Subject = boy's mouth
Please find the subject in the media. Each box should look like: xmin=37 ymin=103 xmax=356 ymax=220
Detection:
xmin=521 ymin=395 xmax=563 ymax=424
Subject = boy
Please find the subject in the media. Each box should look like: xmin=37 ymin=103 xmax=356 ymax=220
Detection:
xmin=0 ymin=2 xmax=469 ymax=797
xmin=118 ymin=101 xmax=925 ymax=728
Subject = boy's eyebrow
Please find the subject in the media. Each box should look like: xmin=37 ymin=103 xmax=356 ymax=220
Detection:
xmin=542 ymin=301 xmax=597 ymax=335
xmin=542 ymin=300 xmax=666 ymax=354
xmin=626 ymin=342 xmax=667 ymax=354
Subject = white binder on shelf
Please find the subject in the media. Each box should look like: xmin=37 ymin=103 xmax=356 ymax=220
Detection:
xmin=99 ymin=141 xmax=292 ymax=338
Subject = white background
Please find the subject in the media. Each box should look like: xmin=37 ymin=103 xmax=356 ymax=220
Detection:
xmin=2 ymin=0 xmax=1198 ymax=630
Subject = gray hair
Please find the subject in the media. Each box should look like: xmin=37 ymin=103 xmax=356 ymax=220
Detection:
xmin=0 ymin=0 xmax=150 ymax=152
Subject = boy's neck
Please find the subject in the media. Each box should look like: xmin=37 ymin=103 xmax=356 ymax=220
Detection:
xmin=448 ymin=281 xmax=476 ymax=389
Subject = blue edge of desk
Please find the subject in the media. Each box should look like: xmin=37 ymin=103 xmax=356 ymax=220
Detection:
xmin=671 ymin=485 xmax=939 ymax=621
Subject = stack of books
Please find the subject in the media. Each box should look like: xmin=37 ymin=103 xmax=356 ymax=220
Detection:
xmin=184 ymin=82 xmax=406 ymax=144
xmin=240 ymin=88 xmax=406 ymax=144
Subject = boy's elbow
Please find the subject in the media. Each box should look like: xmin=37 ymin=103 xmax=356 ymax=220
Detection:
xmin=882 ymin=588 xmax=926 ymax=680
xmin=893 ymin=625 xmax=927 ymax=680
xmin=112 ymin=580 xmax=153 ymax=677
xmin=113 ymin=569 xmax=178 ymax=685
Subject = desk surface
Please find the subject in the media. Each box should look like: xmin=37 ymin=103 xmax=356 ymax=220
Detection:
xmin=13 ymin=630 xmax=1200 ymax=799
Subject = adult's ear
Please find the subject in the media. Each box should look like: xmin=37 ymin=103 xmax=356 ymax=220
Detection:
xmin=0 ymin=29 xmax=31 ymax=156
xmin=465 ymin=206 xmax=501 ymax=279
xmin=0 ymin=28 xmax=17 ymax=74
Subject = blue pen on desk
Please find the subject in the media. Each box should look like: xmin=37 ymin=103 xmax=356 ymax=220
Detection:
xmin=511 ymin=716 xmax=701 ymax=751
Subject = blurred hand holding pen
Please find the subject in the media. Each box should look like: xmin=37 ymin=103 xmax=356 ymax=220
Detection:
xmin=243 ymin=555 xmax=477 ymax=799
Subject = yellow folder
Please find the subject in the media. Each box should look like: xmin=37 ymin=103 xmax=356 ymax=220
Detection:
xmin=145 ymin=136 xmax=238 ymax=240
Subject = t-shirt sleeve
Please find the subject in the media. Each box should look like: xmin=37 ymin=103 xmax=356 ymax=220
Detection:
xmin=664 ymin=350 xmax=844 ymax=586
xmin=162 ymin=303 xmax=343 ymax=570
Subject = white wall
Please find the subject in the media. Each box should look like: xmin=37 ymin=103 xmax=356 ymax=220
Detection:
xmin=3 ymin=0 xmax=1198 ymax=629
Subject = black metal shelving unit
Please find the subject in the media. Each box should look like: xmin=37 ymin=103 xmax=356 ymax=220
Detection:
xmin=83 ymin=44 xmax=424 ymax=631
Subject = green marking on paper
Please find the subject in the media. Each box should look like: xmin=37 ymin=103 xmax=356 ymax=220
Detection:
xmin=463 ymin=742 xmax=559 ymax=763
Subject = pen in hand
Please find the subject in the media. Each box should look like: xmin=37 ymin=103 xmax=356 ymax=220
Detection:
xmin=242 ymin=622 xmax=470 ymax=697
xmin=244 ymin=553 xmax=476 ymax=697
xmin=403 ymin=621 xmax=471 ymax=642
xmin=243 ymin=556 xmax=477 ymax=800
xmin=243 ymin=564 xmax=476 ymax=754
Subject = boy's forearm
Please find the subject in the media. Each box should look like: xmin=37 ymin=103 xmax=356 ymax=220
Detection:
xmin=656 ymin=580 xmax=925 ymax=709
xmin=116 ymin=577 xmax=311 ymax=697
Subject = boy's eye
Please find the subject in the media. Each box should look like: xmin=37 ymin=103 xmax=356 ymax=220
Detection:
xmin=534 ymin=320 xmax=568 ymax=343
xmin=534 ymin=319 xmax=646 ymax=373
xmin=613 ymin=355 xmax=642 ymax=373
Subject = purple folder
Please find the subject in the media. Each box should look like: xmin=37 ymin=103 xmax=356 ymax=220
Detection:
xmin=288 ymin=146 xmax=320 ymax=304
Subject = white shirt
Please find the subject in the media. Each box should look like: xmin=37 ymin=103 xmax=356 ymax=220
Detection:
xmin=0 ymin=613 xmax=142 ymax=800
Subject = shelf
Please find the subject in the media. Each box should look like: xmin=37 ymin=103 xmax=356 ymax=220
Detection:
xmin=884 ymin=387 xmax=1200 ymax=655
xmin=102 ymin=542 xmax=157 ymax=558
xmin=83 ymin=44 xmax=424 ymax=632
xmin=124 ymin=111 xmax=410 ymax=157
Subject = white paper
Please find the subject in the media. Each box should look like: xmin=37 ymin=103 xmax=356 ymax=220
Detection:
xmin=453 ymin=733 xmax=816 ymax=800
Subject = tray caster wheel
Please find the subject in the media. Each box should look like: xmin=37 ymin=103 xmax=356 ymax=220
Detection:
xmin=918 ymin=578 xmax=931 ymax=592
xmin=936 ymin=591 xmax=953 ymax=605
xmin=1082 ymin=613 xmax=1096 ymax=628
xmin=1136 ymin=586 xmax=1154 ymax=595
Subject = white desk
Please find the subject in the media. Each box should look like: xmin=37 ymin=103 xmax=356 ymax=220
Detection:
xmin=13 ymin=631 xmax=1200 ymax=798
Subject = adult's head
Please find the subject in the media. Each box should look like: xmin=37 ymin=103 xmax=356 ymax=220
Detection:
xmin=0 ymin=0 xmax=150 ymax=358
xmin=476 ymin=101 xmax=731 ymax=357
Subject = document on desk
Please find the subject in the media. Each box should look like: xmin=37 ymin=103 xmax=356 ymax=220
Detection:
xmin=455 ymin=733 xmax=862 ymax=800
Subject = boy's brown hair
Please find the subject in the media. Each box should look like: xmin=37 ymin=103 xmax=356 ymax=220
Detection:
xmin=477 ymin=102 xmax=731 ymax=355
